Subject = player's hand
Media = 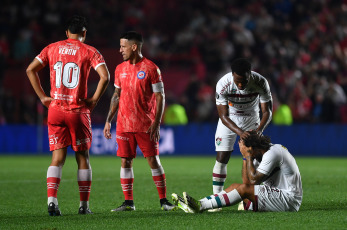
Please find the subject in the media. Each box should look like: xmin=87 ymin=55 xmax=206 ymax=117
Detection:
xmin=240 ymin=130 xmax=251 ymax=140
xmin=147 ymin=123 xmax=160 ymax=142
xmin=41 ymin=96 xmax=54 ymax=108
xmin=238 ymin=139 xmax=253 ymax=158
xmin=82 ymin=98 xmax=98 ymax=112
xmin=104 ymin=122 xmax=112 ymax=139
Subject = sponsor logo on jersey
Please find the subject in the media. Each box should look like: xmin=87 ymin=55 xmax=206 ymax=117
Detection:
xmin=137 ymin=71 xmax=146 ymax=79
xmin=216 ymin=137 xmax=222 ymax=145
xmin=116 ymin=135 xmax=129 ymax=141
xmin=120 ymin=73 xmax=127 ymax=78
xmin=76 ymin=138 xmax=90 ymax=145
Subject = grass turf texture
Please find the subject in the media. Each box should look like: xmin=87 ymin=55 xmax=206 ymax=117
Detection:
xmin=0 ymin=155 xmax=346 ymax=230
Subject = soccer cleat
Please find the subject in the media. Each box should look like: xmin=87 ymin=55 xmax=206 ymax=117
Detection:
xmin=48 ymin=202 xmax=62 ymax=216
xmin=161 ymin=199 xmax=178 ymax=211
xmin=78 ymin=206 xmax=93 ymax=214
xmin=172 ymin=193 xmax=194 ymax=213
xmin=183 ymin=192 xmax=202 ymax=213
xmin=208 ymin=208 xmax=222 ymax=212
xmin=111 ymin=202 xmax=135 ymax=212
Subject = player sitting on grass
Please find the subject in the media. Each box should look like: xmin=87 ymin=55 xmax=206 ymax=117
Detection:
xmin=173 ymin=131 xmax=303 ymax=213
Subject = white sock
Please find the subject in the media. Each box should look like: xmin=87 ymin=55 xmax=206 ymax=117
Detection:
xmin=212 ymin=161 xmax=227 ymax=194
xmin=201 ymin=189 xmax=242 ymax=210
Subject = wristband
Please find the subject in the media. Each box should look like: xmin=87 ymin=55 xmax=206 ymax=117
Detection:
xmin=243 ymin=157 xmax=246 ymax=160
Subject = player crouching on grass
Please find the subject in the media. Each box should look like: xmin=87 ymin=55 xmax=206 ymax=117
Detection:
xmin=173 ymin=131 xmax=303 ymax=213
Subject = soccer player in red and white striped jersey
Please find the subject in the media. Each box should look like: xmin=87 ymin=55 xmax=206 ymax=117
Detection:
xmin=26 ymin=15 xmax=109 ymax=216
xmin=103 ymin=31 xmax=176 ymax=211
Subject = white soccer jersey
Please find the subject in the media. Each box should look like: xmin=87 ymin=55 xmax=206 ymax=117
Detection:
xmin=215 ymin=71 xmax=272 ymax=116
xmin=255 ymin=144 xmax=303 ymax=208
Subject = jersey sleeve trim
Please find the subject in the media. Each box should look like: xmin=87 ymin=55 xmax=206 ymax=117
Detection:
xmin=94 ymin=62 xmax=106 ymax=70
xmin=35 ymin=56 xmax=43 ymax=64
xmin=152 ymin=82 xmax=164 ymax=93
xmin=114 ymin=83 xmax=120 ymax=88
xmin=256 ymin=168 xmax=270 ymax=175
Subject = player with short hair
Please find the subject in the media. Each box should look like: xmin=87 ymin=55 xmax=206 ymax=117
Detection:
xmin=174 ymin=130 xmax=303 ymax=213
xmin=26 ymin=15 xmax=110 ymax=216
xmin=211 ymin=58 xmax=273 ymax=211
xmin=103 ymin=31 xmax=177 ymax=211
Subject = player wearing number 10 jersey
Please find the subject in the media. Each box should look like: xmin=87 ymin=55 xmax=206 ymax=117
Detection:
xmin=26 ymin=15 xmax=110 ymax=216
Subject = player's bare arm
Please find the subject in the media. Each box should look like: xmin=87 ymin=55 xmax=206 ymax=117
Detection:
xmin=239 ymin=139 xmax=266 ymax=184
xmin=83 ymin=64 xmax=110 ymax=111
xmin=216 ymin=104 xmax=245 ymax=137
xmin=147 ymin=92 xmax=165 ymax=142
xmin=26 ymin=58 xmax=53 ymax=108
xmin=104 ymin=88 xmax=121 ymax=139
xmin=256 ymin=100 xmax=273 ymax=134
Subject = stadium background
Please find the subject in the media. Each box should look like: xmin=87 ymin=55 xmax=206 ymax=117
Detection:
xmin=0 ymin=0 xmax=347 ymax=157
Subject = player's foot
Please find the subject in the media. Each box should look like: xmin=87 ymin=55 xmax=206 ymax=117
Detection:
xmin=48 ymin=202 xmax=62 ymax=216
xmin=237 ymin=201 xmax=245 ymax=211
xmin=208 ymin=208 xmax=222 ymax=212
xmin=111 ymin=201 xmax=135 ymax=212
xmin=172 ymin=193 xmax=194 ymax=213
xmin=78 ymin=206 xmax=93 ymax=214
xmin=160 ymin=198 xmax=178 ymax=211
xmin=183 ymin=192 xmax=202 ymax=213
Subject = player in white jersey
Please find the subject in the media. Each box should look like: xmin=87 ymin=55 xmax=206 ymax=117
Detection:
xmin=176 ymin=131 xmax=302 ymax=213
xmin=211 ymin=58 xmax=273 ymax=207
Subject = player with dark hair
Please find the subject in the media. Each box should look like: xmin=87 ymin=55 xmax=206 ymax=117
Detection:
xmin=211 ymin=58 xmax=273 ymax=211
xmin=26 ymin=15 xmax=110 ymax=216
xmin=103 ymin=31 xmax=177 ymax=211
xmin=174 ymin=131 xmax=303 ymax=213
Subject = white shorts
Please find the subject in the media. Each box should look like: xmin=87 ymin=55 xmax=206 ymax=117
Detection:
xmin=245 ymin=185 xmax=300 ymax=212
xmin=215 ymin=116 xmax=260 ymax=151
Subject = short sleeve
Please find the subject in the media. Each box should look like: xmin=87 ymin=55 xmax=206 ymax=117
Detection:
xmin=114 ymin=66 xmax=120 ymax=88
xmin=36 ymin=46 xmax=49 ymax=66
xmin=90 ymin=49 xmax=106 ymax=70
xmin=257 ymin=148 xmax=281 ymax=175
xmin=151 ymin=67 xmax=164 ymax=93
xmin=215 ymin=78 xmax=229 ymax=105
xmin=259 ymin=78 xmax=272 ymax=103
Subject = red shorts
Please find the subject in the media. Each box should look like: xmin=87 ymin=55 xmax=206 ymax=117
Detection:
xmin=47 ymin=107 xmax=92 ymax=152
xmin=116 ymin=132 xmax=159 ymax=158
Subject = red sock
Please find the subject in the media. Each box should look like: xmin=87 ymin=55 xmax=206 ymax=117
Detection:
xmin=78 ymin=181 xmax=92 ymax=201
xmin=152 ymin=174 xmax=166 ymax=199
xmin=121 ymin=178 xmax=134 ymax=200
xmin=47 ymin=177 xmax=61 ymax=198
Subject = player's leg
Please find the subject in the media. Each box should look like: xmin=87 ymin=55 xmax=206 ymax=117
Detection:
xmin=47 ymin=108 xmax=70 ymax=216
xmin=213 ymin=119 xmax=237 ymax=195
xmin=47 ymin=148 xmax=67 ymax=216
xmin=75 ymin=150 xmax=93 ymax=214
xmin=138 ymin=133 xmax=177 ymax=211
xmin=184 ymin=183 xmax=255 ymax=213
xmin=69 ymin=112 xmax=93 ymax=214
xmin=111 ymin=132 xmax=136 ymax=211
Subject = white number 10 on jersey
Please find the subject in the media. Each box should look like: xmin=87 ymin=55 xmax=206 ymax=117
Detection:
xmin=53 ymin=61 xmax=80 ymax=89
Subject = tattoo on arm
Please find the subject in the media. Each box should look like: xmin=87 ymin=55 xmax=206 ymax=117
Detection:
xmin=106 ymin=89 xmax=120 ymax=123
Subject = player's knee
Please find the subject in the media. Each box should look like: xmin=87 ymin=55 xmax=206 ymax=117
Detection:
xmin=236 ymin=184 xmax=253 ymax=198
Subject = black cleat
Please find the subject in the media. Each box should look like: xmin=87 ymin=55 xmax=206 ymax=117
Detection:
xmin=78 ymin=206 xmax=93 ymax=214
xmin=48 ymin=202 xmax=62 ymax=216
xmin=160 ymin=198 xmax=178 ymax=211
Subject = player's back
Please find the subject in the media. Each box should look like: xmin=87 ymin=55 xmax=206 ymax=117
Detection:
xmin=36 ymin=38 xmax=105 ymax=113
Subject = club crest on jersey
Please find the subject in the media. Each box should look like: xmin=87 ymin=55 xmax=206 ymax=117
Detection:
xmin=216 ymin=137 xmax=222 ymax=145
xmin=137 ymin=71 xmax=146 ymax=79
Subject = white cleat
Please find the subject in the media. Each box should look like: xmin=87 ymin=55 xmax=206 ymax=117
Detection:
xmin=208 ymin=208 xmax=222 ymax=212
xmin=237 ymin=201 xmax=245 ymax=211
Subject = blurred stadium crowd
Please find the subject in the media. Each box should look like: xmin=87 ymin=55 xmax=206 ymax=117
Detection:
xmin=0 ymin=0 xmax=347 ymax=125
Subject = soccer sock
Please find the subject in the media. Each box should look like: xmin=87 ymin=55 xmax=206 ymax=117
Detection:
xmin=120 ymin=167 xmax=134 ymax=201
xmin=77 ymin=169 xmax=92 ymax=208
xmin=47 ymin=166 xmax=62 ymax=205
xmin=200 ymin=189 xmax=242 ymax=210
xmin=151 ymin=166 xmax=166 ymax=200
xmin=212 ymin=161 xmax=227 ymax=194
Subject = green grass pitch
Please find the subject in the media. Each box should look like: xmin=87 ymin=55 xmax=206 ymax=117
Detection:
xmin=0 ymin=155 xmax=346 ymax=229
